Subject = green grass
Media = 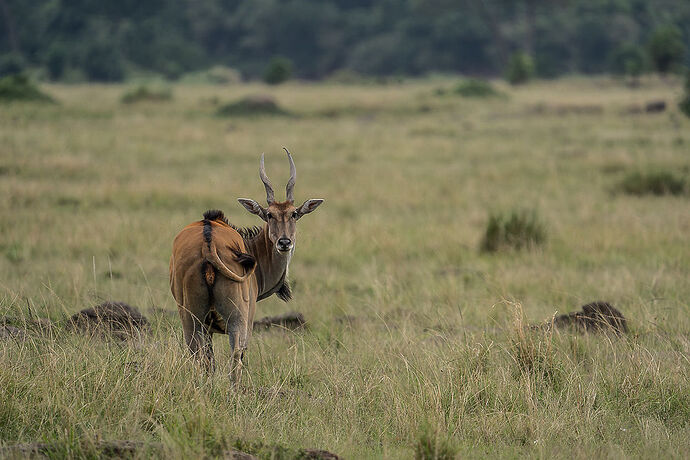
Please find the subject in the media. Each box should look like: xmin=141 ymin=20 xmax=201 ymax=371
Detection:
xmin=1 ymin=76 xmax=689 ymax=458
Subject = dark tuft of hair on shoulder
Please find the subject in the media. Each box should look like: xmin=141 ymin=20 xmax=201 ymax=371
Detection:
xmin=276 ymin=279 xmax=292 ymax=302
xmin=203 ymin=209 xmax=228 ymax=224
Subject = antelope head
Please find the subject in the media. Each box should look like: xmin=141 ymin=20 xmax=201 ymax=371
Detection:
xmin=238 ymin=148 xmax=323 ymax=254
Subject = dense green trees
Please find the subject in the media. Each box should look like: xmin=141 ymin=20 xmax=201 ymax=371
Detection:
xmin=0 ymin=0 xmax=688 ymax=81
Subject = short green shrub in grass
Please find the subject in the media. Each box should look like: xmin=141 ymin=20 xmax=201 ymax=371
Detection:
xmin=216 ymin=94 xmax=289 ymax=117
xmin=505 ymin=51 xmax=535 ymax=85
xmin=453 ymin=78 xmax=500 ymax=98
xmin=617 ymin=170 xmax=686 ymax=196
xmin=480 ymin=210 xmax=546 ymax=252
xmin=121 ymin=85 xmax=172 ymax=104
xmin=263 ymin=56 xmax=293 ymax=85
xmin=680 ymin=72 xmax=690 ymax=118
xmin=0 ymin=74 xmax=54 ymax=103
xmin=414 ymin=423 xmax=457 ymax=460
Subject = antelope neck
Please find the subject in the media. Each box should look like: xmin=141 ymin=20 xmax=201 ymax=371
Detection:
xmin=243 ymin=225 xmax=291 ymax=299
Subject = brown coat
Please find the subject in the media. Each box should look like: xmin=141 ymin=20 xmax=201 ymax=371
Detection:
xmin=169 ymin=210 xmax=257 ymax=377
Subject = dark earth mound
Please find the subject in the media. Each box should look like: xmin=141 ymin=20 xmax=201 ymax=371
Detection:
xmin=67 ymin=301 xmax=150 ymax=339
xmin=552 ymin=301 xmax=627 ymax=335
xmin=253 ymin=312 xmax=306 ymax=331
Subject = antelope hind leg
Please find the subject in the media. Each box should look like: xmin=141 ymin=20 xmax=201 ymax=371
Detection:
xmin=178 ymin=306 xmax=215 ymax=373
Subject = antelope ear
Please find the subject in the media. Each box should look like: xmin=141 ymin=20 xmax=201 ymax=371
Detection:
xmin=238 ymin=198 xmax=267 ymax=221
xmin=296 ymin=199 xmax=324 ymax=218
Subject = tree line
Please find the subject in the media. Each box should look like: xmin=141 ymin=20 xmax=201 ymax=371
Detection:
xmin=0 ymin=0 xmax=688 ymax=82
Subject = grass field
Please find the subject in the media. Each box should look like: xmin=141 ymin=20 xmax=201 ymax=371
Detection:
xmin=1 ymin=76 xmax=689 ymax=459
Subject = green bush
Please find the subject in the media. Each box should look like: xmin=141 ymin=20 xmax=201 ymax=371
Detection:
xmin=121 ymin=86 xmax=172 ymax=104
xmin=505 ymin=51 xmax=535 ymax=85
xmin=481 ymin=210 xmax=546 ymax=252
xmin=453 ymin=78 xmax=500 ymax=97
xmin=0 ymin=74 xmax=54 ymax=103
xmin=216 ymin=95 xmax=288 ymax=117
xmin=0 ymin=53 xmax=27 ymax=78
xmin=180 ymin=66 xmax=242 ymax=84
xmin=617 ymin=171 xmax=686 ymax=196
xmin=263 ymin=57 xmax=293 ymax=85
xmin=648 ymin=25 xmax=686 ymax=74
xmin=680 ymin=72 xmax=690 ymax=118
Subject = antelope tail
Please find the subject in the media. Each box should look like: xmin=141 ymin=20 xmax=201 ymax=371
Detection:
xmin=202 ymin=241 xmax=256 ymax=283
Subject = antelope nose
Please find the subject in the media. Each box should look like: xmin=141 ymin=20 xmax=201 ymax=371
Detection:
xmin=277 ymin=238 xmax=292 ymax=251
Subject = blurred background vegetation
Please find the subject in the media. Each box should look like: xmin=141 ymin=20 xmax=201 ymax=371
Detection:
xmin=0 ymin=0 xmax=689 ymax=83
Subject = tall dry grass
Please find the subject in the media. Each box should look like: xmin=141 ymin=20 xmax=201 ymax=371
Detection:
xmin=1 ymin=76 xmax=689 ymax=458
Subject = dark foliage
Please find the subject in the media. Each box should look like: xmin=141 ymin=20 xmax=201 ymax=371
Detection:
xmin=680 ymin=72 xmax=690 ymax=118
xmin=0 ymin=74 xmax=53 ymax=103
xmin=0 ymin=0 xmax=688 ymax=80
xmin=481 ymin=210 xmax=546 ymax=252
xmin=0 ymin=53 xmax=25 ymax=77
xmin=453 ymin=78 xmax=500 ymax=97
xmin=648 ymin=25 xmax=686 ymax=74
xmin=617 ymin=171 xmax=686 ymax=196
xmin=505 ymin=51 xmax=534 ymax=85
xmin=216 ymin=95 xmax=288 ymax=117
xmin=121 ymin=86 xmax=172 ymax=104
xmin=263 ymin=57 xmax=293 ymax=85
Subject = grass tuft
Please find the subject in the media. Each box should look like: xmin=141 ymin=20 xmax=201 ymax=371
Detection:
xmin=616 ymin=170 xmax=686 ymax=196
xmin=453 ymin=78 xmax=501 ymax=98
xmin=414 ymin=423 xmax=457 ymax=460
xmin=216 ymin=94 xmax=289 ymax=117
xmin=121 ymin=85 xmax=172 ymax=104
xmin=480 ymin=210 xmax=546 ymax=252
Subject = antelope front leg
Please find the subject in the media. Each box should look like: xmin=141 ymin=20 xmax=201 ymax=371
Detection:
xmin=227 ymin=329 xmax=245 ymax=384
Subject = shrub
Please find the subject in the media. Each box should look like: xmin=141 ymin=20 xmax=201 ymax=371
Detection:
xmin=216 ymin=95 xmax=288 ymax=117
xmin=453 ymin=78 xmax=500 ymax=97
xmin=263 ymin=57 xmax=293 ymax=85
xmin=121 ymin=86 xmax=172 ymax=104
xmin=481 ymin=209 xmax=546 ymax=252
xmin=0 ymin=74 xmax=54 ymax=103
xmin=414 ymin=423 xmax=457 ymax=460
xmin=648 ymin=25 xmax=686 ymax=74
xmin=617 ymin=170 xmax=686 ymax=196
xmin=180 ymin=66 xmax=242 ymax=84
xmin=0 ymin=53 xmax=26 ymax=78
xmin=680 ymin=72 xmax=690 ymax=118
xmin=505 ymin=51 xmax=535 ymax=85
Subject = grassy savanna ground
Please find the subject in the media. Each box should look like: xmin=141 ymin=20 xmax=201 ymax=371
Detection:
xmin=1 ymin=76 xmax=689 ymax=458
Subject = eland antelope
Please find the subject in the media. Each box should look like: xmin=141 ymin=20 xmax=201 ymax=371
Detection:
xmin=169 ymin=149 xmax=323 ymax=380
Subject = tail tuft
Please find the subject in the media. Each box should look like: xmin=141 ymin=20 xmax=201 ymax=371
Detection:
xmin=202 ymin=261 xmax=216 ymax=285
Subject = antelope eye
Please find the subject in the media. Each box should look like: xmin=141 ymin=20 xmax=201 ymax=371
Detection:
xmin=267 ymin=213 xmax=274 ymax=220
xmin=292 ymin=211 xmax=299 ymax=219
